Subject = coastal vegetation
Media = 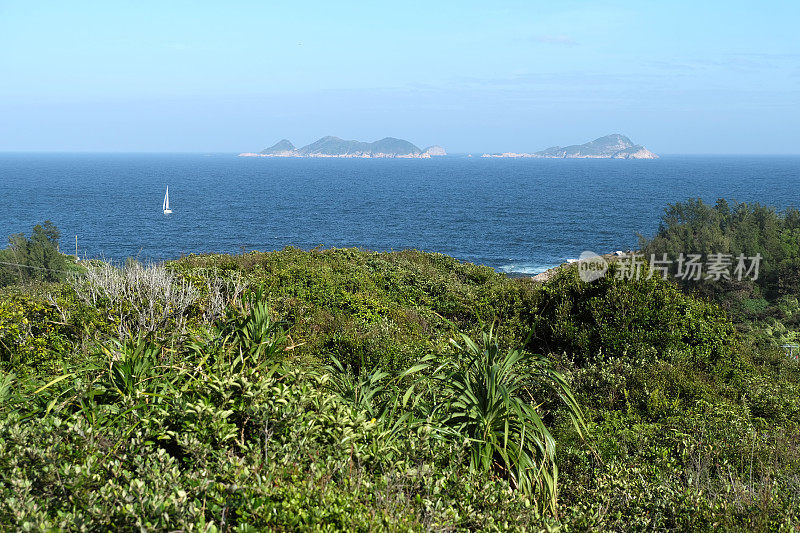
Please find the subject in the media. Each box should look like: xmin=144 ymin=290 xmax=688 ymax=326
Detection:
xmin=0 ymin=207 xmax=799 ymax=530
xmin=643 ymin=198 xmax=800 ymax=346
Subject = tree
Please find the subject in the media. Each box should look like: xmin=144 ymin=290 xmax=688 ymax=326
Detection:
xmin=643 ymin=198 xmax=800 ymax=301
xmin=0 ymin=221 xmax=69 ymax=286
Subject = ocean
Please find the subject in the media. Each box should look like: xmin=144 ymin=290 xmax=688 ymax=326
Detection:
xmin=1 ymin=153 xmax=799 ymax=275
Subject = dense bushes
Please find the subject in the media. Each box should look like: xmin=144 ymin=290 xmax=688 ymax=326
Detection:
xmin=528 ymin=264 xmax=738 ymax=371
xmin=0 ymin=291 xmax=77 ymax=374
xmin=170 ymin=248 xmax=539 ymax=373
xmin=0 ymin=246 xmax=798 ymax=530
xmin=0 ymin=288 xmax=568 ymax=530
xmin=642 ymin=199 xmax=800 ymax=347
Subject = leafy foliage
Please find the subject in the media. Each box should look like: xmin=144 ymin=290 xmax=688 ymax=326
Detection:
xmin=0 ymin=242 xmax=799 ymax=531
xmin=529 ymin=263 xmax=738 ymax=372
xmin=642 ymin=198 xmax=800 ymax=297
xmin=217 ymin=289 xmax=286 ymax=364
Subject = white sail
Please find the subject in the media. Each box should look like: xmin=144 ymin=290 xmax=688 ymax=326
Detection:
xmin=163 ymin=186 xmax=172 ymax=214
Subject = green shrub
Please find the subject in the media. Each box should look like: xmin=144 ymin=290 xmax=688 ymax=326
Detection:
xmin=529 ymin=264 xmax=737 ymax=371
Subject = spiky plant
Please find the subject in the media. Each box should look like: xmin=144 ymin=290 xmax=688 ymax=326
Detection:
xmin=323 ymin=356 xmax=391 ymax=419
xmin=432 ymin=324 xmax=584 ymax=514
xmin=219 ymin=289 xmax=286 ymax=367
xmin=322 ymin=355 xmax=432 ymax=465
xmin=102 ymin=337 xmax=163 ymax=398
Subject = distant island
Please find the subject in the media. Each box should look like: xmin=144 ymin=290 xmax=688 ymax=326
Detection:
xmin=239 ymin=136 xmax=447 ymax=159
xmin=239 ymin=133 xmax=656 ymax=160
xmin=482 ymin=134 xmax=658 ymax=159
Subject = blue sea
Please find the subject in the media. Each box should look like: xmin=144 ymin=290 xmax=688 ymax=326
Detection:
xmin=1 ymin=153 xmax=799 ymax=275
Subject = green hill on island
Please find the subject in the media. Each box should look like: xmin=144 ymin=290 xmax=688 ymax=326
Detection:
xmin=298 ymin=136 xmax=421 ymax=156
xmin=259 ymin=139 xmax=296 ymax=155
xmin=251 ymin=136 xmax=446 ymax=158
xmin=483 ymin=133 xmax=659 ymax=159
xmin=535 ymin=133 xmax=658 ymax=158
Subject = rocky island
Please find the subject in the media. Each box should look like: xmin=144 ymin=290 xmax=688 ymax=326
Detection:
xmin=239 ymin=136 xmax=447 ymax=158
xmin=482 ymin=134 xmax=658 ymax=159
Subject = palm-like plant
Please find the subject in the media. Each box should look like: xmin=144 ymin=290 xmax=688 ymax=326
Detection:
xmin=103 ymin=337 xmax=161 ymax=398
xmin=323 ymin=356 xmax=391 ymax=419
xmin=219 ymin=289 xmax=286 ymax=366
xmin=432 ymin=324 xmax=584 ymax=514
xmin=322 ymin=355 xmax=431 ymax=465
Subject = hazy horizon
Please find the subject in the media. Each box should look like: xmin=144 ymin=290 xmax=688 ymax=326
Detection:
xmin=1 ymin=1 xmax=798 ymax=155
xmin=4 ymin=150 xmax=800 ymax=157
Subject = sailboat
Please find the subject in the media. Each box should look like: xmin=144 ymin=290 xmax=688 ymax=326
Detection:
xmin=163 ymin=186 xmax=172 ymax=215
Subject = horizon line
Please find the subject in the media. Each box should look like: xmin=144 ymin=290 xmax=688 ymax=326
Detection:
xmin=2 ymin=150 xmax=800 ymax=157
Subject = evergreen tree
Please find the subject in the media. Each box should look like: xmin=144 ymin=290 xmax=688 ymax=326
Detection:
xmin=0 ymin=221 xmax=69 ymax=286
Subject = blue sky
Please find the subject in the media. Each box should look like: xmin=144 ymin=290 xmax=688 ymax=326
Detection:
xmin=1 ymin=0 xmax=798 ymax=153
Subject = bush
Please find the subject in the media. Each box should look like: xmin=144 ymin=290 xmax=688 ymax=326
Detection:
xmin=528 ymin=264 xmax=738 ymax=371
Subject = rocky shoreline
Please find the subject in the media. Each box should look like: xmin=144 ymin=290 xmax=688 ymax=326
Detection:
xmin=529 ymin=252 xmax=626 ymax=282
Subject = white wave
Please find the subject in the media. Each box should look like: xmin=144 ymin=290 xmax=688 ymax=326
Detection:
xmin=497 ymin=262 xmax=560 ymax=275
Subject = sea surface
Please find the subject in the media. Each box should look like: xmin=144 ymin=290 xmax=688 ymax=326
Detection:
xmin=1 ymin=153 xmax=799 ymax=275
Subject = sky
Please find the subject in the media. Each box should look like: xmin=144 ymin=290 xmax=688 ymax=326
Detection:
xmin=0 ymin=0 xmax=798 ymax=154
